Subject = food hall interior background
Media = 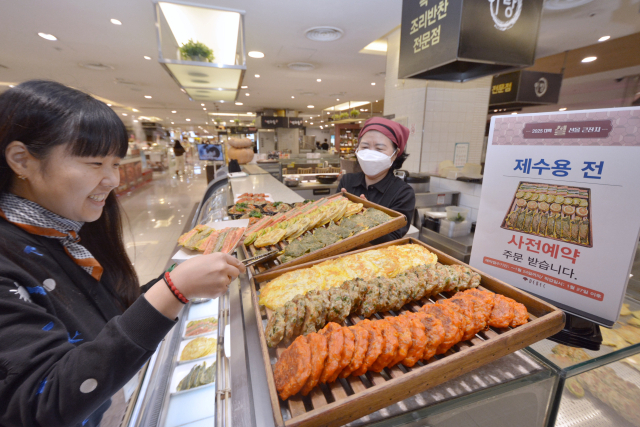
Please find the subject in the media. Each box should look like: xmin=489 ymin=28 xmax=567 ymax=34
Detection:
xmin=2 ymin=1 xmax=640 ymax=427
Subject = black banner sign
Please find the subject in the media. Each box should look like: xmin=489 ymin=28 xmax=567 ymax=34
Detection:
xmin=260 ymin=116 xmax=287 ymax=129
xmin=399 ymin=0 xmax=544 ymax=82
xmin=288 ymin=117 xmax=304 ymax=128
xmin=490 ymin=70 xmax=562 ymax=107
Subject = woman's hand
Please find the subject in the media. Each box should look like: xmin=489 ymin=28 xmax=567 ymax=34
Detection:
xmin=145 ymin=253 xmax=246 ymax=319
xmin=171 ymin=253 xmax=246 ymax=299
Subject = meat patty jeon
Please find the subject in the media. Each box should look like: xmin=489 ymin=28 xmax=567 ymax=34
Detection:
xmin=510 ymin=301 xmax=529 ymax=327
xmin=340 ymin=326 xmax=368 ymax=378
xmin=421 ymin=304 xmax=463 ymax=354
xmin=463 ymin=289 xmax=495 ymax=321
xmin=274 ymin=335 xmax=311 ymax=400
xmin=265 ymin=307 xmax=286 ymax=347
xmin=301 ymin=333 xmax=328 ymax=396
xmin=330 ymin=326 xmax=355 ymax=382
xmin=402 ymin=313 xmax=427 ymax=367
xmin=370 ymin=320 xmax=399 ymax=372
xmin=452 ymin=294 xmax=489 ymax=333
xmin=318 ymin=323 xmax=345 ymax=384
xmin=411 ymin=312 xmax=445 ymax=361
xmin=387 ymin=316 xmax=412 ymax=366
xmin=351 ymin=320 xmax=383 ymax=376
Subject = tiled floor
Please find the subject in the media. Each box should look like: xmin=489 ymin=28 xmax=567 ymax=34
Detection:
xmin=118 ymin=165 xmax=208 ymax=285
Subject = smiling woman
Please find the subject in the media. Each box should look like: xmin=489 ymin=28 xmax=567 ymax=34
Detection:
xmin=0 ymin=81 xmax=245 ymax=427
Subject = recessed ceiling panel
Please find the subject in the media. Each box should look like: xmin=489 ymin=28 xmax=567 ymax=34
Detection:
xmin=185 ymin=88 xmax=237 ymax=102
xmin=165 ymin=63 xmax=242 ymax=89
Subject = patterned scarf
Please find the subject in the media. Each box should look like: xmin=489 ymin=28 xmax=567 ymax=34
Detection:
xmin=0 ymin=193 xmax=103 ymax=280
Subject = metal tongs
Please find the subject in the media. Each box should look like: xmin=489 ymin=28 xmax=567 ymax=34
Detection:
xmin=242 ymin=249 xmax=281 ymax=267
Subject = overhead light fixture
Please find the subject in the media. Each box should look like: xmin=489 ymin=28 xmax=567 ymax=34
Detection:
xmin=255 ymin=74 xmax=260 ymax=78
xmin=235 ymin=102 xmax=243 ymax=105
xmin=172 ymin=110 xmax=177 ymax=113
xmin=107 ymin=103 xmax=112 ymax=106
xmin=201 ymin=103 xmax=205 ymax=106
xmin=310 ymin=122 xmax=313 ymax=125
xmin=203 ymin=107 xmax=206 ymax=110
xmin=133 ymin=119 xmax=139 ymax=122
xmin=317 ymin=79 xmax=321 ymax=82
xmin=375 ymin=100 xmax=379 ymax=102
xmin=186 ymin=118 xmax=191 ymax=121
xmin=122 ymin=113 xmax=128 ymax=116
xmin=144 ymin=56 xmax=151 ymax=60
xmin=38 ymin=33 xmax=57 ymax=41
xmin=155 ymin=3 xmax=245 ymax=102
xmin=581 ymin=56 xmax=597 ymax=63
xmin=248 ymin=51 xmax=264 ymax=58
xmin=132 ymin=109 xmax=139 ymax=112
xmin=598 ymin=36 xmax=610 ymax=42
xmin=305 ymin=26 xmax=344 ymax=42
xmin=110 ymin=19 xmax=122 ymax=25
xmin=320 ymin=126 xmax=323 ymax=129
xmin=291 ymin=96 xmax=295 ymax=98
xmin=559 ymin=107 xmax=567 ymax=111
xmin=220 ymin=100 xmax=224 ymax=103
xmin=241 ymin=85 xmax=248 ymax=89
xmin=371 ymin=82 xmax=376 ymax=85
xmin=171 ymin=121 xmax=174 ymax=124
xmin=511 ymin=112 xmax=518 ymax=115
xmin=336 ymin=99 xmax=339 ymax=101
xmin=245 ymin=93 xmax=250 ymax=96
xmin=307 ymin=105 xmax=314 ymax=108
xmin=144 ymin=95 xmax=152 ymax=99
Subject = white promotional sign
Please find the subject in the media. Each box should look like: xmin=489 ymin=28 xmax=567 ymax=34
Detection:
xmin=470 ymin=107 xmax=640 ymax=326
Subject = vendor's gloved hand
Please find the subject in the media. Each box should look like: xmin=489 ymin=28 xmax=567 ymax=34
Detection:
xmin=170 ymin=253 xmax=246 ymax=299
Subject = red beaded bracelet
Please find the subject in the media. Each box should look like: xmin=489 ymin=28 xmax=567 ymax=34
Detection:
xmin=163 ymin=272 xmax=189 ymax=304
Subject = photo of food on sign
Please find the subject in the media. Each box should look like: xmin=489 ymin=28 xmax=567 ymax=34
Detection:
xmin=501 ymin=182 xmax=592 ymax=248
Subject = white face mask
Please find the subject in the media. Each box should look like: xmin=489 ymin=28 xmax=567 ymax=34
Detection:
xmin=356 ymin=149 xmax=396 ymax=177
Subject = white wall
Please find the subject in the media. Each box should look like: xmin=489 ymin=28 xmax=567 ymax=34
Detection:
xmin=305 ymin=128 xmax=331 ymax=146
xmin=384 ymin=29 xmax=491 ymax=175
xmin=257 ymin=130 xmax=275 ymax=153
xmin=276 ymin=128 xmax=300 ymax=155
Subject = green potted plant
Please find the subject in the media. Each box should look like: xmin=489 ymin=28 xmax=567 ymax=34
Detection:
xmin=340 ymin=112 xmax=349 ymax=120
xmin=233 ymin=119 xmax=240 ymax=125
xmin=179 ymin=39 xmax=214 ymax=62
xmin=331 ymin=114 xmax=340 ymax=121
xmin=214 ymin=117 xmax=221 ymax=124
xmin=349 ymin=109 xmax=360 ymax=118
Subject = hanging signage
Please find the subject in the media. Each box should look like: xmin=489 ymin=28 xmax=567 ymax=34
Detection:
xmin=288 ymin=117 xmax=304 ymax=128
xmin=259 ymin=116 xmax=287 ymax=129
xmin=229 ymin=126 xmax=257 ymax=134
xmin=470 ymin=107 xmax=640 ymax=327
xmin=490 ymin=70 xmax=563 ymax=110
xmin=399 ymin=0 xmax=545 ymax=82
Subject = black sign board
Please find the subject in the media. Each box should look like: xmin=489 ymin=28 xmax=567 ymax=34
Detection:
xmin=489 ymin=70 xmax=562 ymax=110
xmin=259 ymin=116 xmax=287 ymax=129
xmin=399 ymin=0 xmax=544 ymax=82
xmin=288 ymin=117 xmax=304 ymax=128
xmin=229 ymin=126 xmax=257 ymax=134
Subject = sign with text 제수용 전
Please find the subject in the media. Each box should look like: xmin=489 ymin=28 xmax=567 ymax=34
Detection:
xmin=470 ymin=107 xmax=640 ymax=327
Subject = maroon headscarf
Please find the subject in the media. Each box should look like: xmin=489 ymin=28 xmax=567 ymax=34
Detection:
xmin=358 ymin=117 xmax=410 ymax=156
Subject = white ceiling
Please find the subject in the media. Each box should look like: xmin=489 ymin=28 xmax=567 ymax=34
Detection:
xmin=0 ymin=0 xmax=639 ymax=129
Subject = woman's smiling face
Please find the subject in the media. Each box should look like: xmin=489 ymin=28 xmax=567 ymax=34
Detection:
xmin=23 ymin=144 xmax=121 ymax=222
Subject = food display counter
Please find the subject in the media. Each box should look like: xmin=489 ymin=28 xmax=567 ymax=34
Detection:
xmin=128 ymin=172 xmax=639 ymax=427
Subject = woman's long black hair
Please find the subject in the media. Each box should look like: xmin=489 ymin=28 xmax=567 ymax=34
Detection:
xmin=0 ymin=80 xmax=140 ymax=309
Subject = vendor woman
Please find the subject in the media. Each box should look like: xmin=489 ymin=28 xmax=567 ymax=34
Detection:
xmin=337 ymin=117 xmax=415 ymax=243
xmin=0 ymin=80 xmax=245 ymax=427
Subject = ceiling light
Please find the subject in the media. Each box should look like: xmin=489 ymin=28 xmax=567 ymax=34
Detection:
xmin=172 ymin=110 xmax=177 ymax=113
xmin=511 ymin=112 xmax=518 ymax=115
xmin=310 ymin=122 xmax=314 ymax=125
xmin=598 ymin=36 xmax=610 ymax=42
xmin=38 ymin=33 xmax=57 ymax=41
xmin=110 ymin=19 xmax=122 ymax=25
xmin=317 ymin=79 xmax=322 ymax=82
xmin=235 ymin=102 xmax=243 ymax=105
xmin=255 ymin=74 xmax=260 ymax=78
xmin=241 ymin=85 xmax=248 ymax=89
xmin=201 ymin=103 xmax=205 ymax=106
xmin=245 ymin=93 xmax=250 ymax=96
xmin=171 ymin=122 xmax=174 ymax=124
xmin=291 ymin=96 xmax=295 ymax=98
xmin=186 ymin=118 xmax=191 ymax=121
xmin=320 ymin=126 xmax=323 ymax=129
xmin=107 ymin=103 xmax=112 ymax=106
xmin=133 ymin=119 xmax=139 ymax=122
xmin=144 ymin=95 xmax=152 ymax=99
xmin=132 ymin=109 xmax=139 ymax=112
xmin=248 ymin=51 xmax=264 ymax=58
xmin=376 ymin=100 xmax=379 ymax=102
xmin=371 ymin=82 xmax=376 ymax=85
xmin=122 ymin=113 xmax=128 ymax=116
xmin=220 ymin=100 xmax=224 ymax=103
xmin=582 ymin=56 xmax=597 ymax=63
xmin=305 ymin=26 xmax=344 ymax=42
xmin=287 ymin=62 xmax=315 ymax=71
xmin=203 ymin=108 xmax=206 ymax=110
xmin=336 ymin=99 xmax=339 ymax=101
xmin=144 ymin=56 xmax=151 ymax=60
xmin=307 ymin=105 xmax=314 ymax=108
xmin=559 ymin=107 xmax=567 ymax=111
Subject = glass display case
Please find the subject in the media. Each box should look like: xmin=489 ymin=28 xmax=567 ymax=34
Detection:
xmin=526 ymin=295 xmax=640 ymax=427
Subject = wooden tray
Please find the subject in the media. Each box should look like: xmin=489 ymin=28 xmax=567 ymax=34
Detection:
xmin=248 ymin=238 xmax=565 ymax=427
xmin=500 ymin=181 xmax=593 ymax=248
xmin=242 ymin=192 xmax=407 ymax=276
